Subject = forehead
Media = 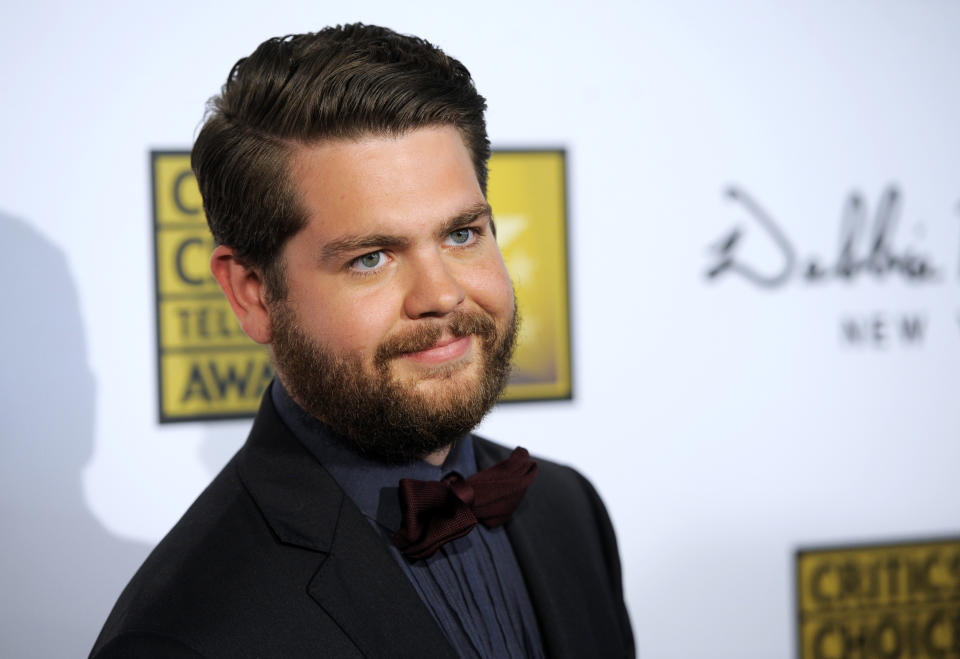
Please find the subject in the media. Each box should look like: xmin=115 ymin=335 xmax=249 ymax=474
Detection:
xmin=288 ymin=125 xmax=483 ymax=240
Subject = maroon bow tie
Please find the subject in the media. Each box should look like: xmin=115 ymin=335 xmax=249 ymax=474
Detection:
xmin=393 ymin=447 xmax=538 ymax=560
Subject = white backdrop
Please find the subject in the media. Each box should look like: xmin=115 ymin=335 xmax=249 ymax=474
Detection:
xmin=2 ymin=1 xmax=958 ymax=657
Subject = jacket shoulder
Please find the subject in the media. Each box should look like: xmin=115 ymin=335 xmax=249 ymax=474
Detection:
xmin=90 ymin=456 xmax=358 ymax=659
xmin=90 ymin=394 xmax=369 ymax=659
xmin=92 ymin=630 xmax=208 ymax=658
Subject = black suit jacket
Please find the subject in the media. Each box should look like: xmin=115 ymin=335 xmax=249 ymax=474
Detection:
xmin=91 ymin=394 xmax=634 ymax=658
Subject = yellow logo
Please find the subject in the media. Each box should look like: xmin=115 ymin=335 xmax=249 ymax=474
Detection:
xmin=152 ymin=149 xmax=572 ymax=421
xmin=797 ymin=538 xmax=960 ymax=658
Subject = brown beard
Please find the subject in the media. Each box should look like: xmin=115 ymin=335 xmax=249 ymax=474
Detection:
xmin=269 ymin=303 xmax=518 ymax=464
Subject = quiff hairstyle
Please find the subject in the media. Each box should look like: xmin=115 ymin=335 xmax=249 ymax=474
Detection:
xmin=191 ymin=23 xmax=490 ymax=299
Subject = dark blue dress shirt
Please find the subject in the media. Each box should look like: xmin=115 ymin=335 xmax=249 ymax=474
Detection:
xmin=271 ymin=381 xmax=545 ymax=659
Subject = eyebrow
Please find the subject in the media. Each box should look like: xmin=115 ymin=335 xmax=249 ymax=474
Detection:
xmin=321 ymin=233 xmax=409 ymax=261
xmin=320 ymin=202 xmax=494 ymax=262
xmin=434 ymin=202 xmax=493 ymax=240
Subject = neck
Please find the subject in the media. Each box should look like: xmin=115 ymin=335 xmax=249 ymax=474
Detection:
xmin=423 ymin=445 xmax=451 ymax=466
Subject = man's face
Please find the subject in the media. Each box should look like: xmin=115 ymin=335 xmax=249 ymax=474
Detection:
xmin=270 ymin=125 xmax=517 ymax=462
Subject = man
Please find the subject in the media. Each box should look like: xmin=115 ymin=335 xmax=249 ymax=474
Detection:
xmin=91 ymin=24 xmax=633 ymax=658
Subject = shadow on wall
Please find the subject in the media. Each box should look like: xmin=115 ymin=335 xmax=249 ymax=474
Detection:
xmin=201 ymin=419 xmax=249 ymax=478
xmin=0 ymin=212 xmax=152 ymax=658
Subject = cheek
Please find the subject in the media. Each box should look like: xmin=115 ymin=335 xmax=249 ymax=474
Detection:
xmin=294 ymin=286 xmax=399 ymax=355
xmin=334 ymin=301 xmax=399 ymax=353
xmin=464 ymin=260 xmax=515 ymax=316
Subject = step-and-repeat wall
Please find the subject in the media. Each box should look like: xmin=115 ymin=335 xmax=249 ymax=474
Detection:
xmin=2 ymin=2 xmax=957 ymax=657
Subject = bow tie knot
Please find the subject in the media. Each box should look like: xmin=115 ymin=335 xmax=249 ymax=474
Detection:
xmin=445 ymin=475 xmax=475 ymax=508
xmin=393 ymin=447 xmax=538 ymax=560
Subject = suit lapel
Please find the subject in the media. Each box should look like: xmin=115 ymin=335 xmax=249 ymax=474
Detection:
xmin=238 ymin=394 xmax=456 ymax=659
xmin=306 ymin=497 xmax=457 ymax=659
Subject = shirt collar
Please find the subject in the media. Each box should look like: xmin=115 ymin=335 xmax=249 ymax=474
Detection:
xmin=270 ymin=379 xmax=477 ymax=533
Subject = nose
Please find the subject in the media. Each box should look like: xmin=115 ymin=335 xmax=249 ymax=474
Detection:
xmin=402 ymin=250 xmax=466 ymax=319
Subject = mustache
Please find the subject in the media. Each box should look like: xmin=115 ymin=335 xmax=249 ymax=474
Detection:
xmin=374 ymin=310 xmax=498 ymax=363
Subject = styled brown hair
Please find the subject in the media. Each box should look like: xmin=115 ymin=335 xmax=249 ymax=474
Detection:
xmin=191 ymin=23 xmax=490 ymax=299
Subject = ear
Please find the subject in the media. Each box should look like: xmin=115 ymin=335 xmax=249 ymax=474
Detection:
xmin=210 ymin=245 xmax=272 ymax=345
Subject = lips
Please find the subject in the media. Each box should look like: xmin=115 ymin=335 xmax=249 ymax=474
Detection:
xmin=403 ymin=334 xmax=472 ymax=364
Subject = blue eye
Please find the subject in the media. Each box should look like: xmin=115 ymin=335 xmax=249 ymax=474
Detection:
xmin=353 ymin=251 xmax=384 ymax=271
xmin=449 ymin=228 xmax=473 ymax=245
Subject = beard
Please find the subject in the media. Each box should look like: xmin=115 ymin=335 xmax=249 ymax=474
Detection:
xmin=269 ymin=302 xmax=518 ymax=464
